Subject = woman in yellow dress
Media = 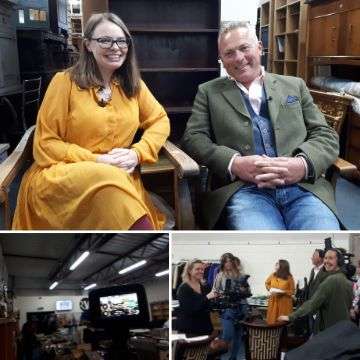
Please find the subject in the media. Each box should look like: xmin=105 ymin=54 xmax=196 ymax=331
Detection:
xmin=265 ymin=259 xmax=295 ymax=324
xmin=12 ymin=12 xmax=170 ymax=230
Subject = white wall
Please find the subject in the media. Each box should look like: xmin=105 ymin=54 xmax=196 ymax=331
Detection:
xmin=144 ymin=277 xmax=169 ymax=304
xmin=221 ymin=0 xmax=258 ymax=25
xmin=15 ymin=295 xmax=83 ymax=328
xmin=172 ymin=233 xmax=351 ymax=296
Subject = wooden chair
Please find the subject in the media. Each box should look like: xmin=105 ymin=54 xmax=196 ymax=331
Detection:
xmin=0 ymin=126 xmax=199 ymax=230
xmin=309 ymin=89 xmax=357 ymax=187
xmin=309 ymin=89 xmax=352 ymax=135
xmin=242 ymin=320 xmax=286 ymax=360
xmin=21 ymin=77 xmax=42 ymax=130
xmin=0 ymin=144 xmax=10 ymax=163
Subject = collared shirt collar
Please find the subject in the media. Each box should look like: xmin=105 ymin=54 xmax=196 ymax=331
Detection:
xmin=233 ymin=66 xmax=265 ymax=115
xmin=234 ymin=66 xmax=265 ymax=95
xmin=314 ymin=263 xmax=324 ymax=271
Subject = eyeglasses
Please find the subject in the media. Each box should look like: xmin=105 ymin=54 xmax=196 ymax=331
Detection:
xmin=91 ymin=36 xmax=129 ymax=49
xmin=223 ymin=44 xmax=253 ymax=59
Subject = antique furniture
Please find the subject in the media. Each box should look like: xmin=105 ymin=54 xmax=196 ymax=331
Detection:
xmin=0 ymin=126 xmax=199 ymax=230
xmin=306 ymin=0 xmax=360 ymax=178
xmin=257 ymin=0 xmax=274 ymax=71
xmin=242 ymin=320 xmax=286 ymax=360
xmin=174 ymin=337 xmax=212 ymax=360
xmin=271 ymin=0 xmax=308 ymax=78
xmin=309 ymin=89 xmax=353 ymax=134
xmin=0 ymin=319 xmax=18 ymax=360
xmin=21 ymin=77 xmax=42 ymax=130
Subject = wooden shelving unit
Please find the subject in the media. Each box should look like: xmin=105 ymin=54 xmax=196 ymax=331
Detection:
xmin=257 ymin=0 xmax=273 ymax=71
xmin=271 ymin=0 xmax=308 ymax=78
xmin=108 ymin=0 xmax=221 ymax=142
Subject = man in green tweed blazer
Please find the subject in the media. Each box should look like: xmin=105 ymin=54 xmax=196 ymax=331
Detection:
xmin=182 ymin=22 xmax=340 ymax=230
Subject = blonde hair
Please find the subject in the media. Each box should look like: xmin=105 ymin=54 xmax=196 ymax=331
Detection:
xmin=68 ymin=12 xmax=141 ymax=98
xmin=181 ymin=259 xmax=204 ymax=283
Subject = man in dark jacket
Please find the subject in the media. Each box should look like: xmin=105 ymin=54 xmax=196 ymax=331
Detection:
xmin=308 ymin=249 xmax=326 ymax=299
xmin=279 ymin=249 xmax=353 ymax=334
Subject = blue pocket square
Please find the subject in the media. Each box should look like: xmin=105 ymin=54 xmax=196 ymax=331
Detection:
xmin=286 ymin=95 xmax=299 ymax=104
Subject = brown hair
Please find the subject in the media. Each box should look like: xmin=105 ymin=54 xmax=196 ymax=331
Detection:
xmin=220 ymin=253 xmax=241 ymax=276
xmin=181 ymin=259 xmax=204 ymax=283
xmin=275 ymin=259 xmax=291 ymax=280
xmin=68 ymin=12 xmax=141 ymax=98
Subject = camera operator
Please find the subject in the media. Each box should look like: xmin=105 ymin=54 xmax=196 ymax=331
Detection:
xmin=213 ymin=253 xmax=250 ymax=360
xmin=265 ymin=259 xmax=295 ymax=325
xmin=176 ymin=259 xmax=218 ymax=336
xmin=278 ymin=249 xmax=353 ymax=334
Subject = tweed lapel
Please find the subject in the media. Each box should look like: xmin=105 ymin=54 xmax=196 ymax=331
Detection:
xmin=221 ymin=79 xmax=251 ymax=120
xmin=264 ymin=73 xmax=280 ymax=128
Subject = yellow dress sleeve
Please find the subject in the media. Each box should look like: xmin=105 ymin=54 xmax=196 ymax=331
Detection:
xmin=33 ymin=72 xmax=98 ymax=168
xmin=131 ymin=80 xmax=170 ymax=163
xmin=284 ymin=276 xmax=295 ymax=297
xmin=265 ymin=274 xmax=273 ymax=291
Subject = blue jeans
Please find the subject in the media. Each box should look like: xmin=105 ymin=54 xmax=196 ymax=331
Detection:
xmin=225 ymin=184 xmax=340 ymax=230
xmin=220 ymin=309 xmax=245 ymax=360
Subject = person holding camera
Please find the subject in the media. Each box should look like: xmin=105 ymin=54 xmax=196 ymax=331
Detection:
xmin=278 ymin=249 xmax=353 ymax=334
xmin=265 ymin=259 xmax=295 ymax=325
xmin=213 ymin=253 xmax=250 ymax=360
xmin=176 ymin=259 xmax=218 ymax=336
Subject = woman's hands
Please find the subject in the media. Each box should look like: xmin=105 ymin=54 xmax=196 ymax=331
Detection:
xmin=206 ymin=290 xmax=219 ymax=300
xmin=96 ymin=148 xmax=139 ymax=173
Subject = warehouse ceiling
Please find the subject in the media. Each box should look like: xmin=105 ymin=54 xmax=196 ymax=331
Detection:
xmin=0 ymin=233 xmax=169 ymax=294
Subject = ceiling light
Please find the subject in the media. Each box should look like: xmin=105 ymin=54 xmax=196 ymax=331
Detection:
xmin=69 ymin=251 xmax=90 ymax=271
xmin=119 ymin=260 xmax=147 ymax=274
xmin=84 ymin=283 xmax=97 ymax=291
xmin=155 ymin=269 xmax=169 ymax=277
xmin=49 ymin=281 xmax=58 ymax=290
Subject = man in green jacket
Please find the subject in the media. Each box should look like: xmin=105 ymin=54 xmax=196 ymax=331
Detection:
xmin=182 ymin=21 xmax=340 ymax=230
xmin=278 ymin=249 xmax=353 ymax=334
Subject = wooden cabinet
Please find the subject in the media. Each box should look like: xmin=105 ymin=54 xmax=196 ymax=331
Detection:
xmin=308 ymin=0 xmax=360 ymax=56
xmin=308 ymin=14 xmax=339 ymax=56
xmin=343 ymin=9 xmax=360 ymax=55
xmin=0 ymin=319 xmax=18 ymax=360
xmin=108 ymin=0 xmax=220 ymax=142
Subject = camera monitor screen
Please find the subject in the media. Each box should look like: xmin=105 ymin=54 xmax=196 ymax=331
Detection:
xmin=89 ymin=284 xmax=149 ymax=328
xmin=100 ymin=293 xmax=139 ymax=317
xmin=56 ymin=300 xmax=72 ymax=311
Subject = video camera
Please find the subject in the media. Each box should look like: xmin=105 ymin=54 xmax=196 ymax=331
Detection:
xmin=86 ymin=284 xmax=150 ymax=359
xmin=210 ymin=275 xmax=252 ymax=311
xmin=324 ymin=237 xmax=356 ymax=281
